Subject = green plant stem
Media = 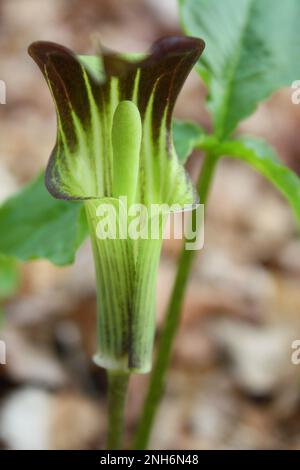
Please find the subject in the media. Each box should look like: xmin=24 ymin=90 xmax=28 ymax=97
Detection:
xmin=133 ymin=151 xmax=219 ymax=449
xmin=107 ymin=370 xmax=130 ymax=450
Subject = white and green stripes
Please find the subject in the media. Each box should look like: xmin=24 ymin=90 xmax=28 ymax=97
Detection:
xmin=86 ymin=198 xmax=166 ymax=372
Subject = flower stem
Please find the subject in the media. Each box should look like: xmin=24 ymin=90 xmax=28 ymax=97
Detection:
xmin=107 ymin=370 xmax=130 ymax=450
xmin=132 ymin=151 xmax=219 ymax=449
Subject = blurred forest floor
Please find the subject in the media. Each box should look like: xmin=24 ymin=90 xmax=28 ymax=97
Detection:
xmin=1 ymin=0 xmax=300 ymax=450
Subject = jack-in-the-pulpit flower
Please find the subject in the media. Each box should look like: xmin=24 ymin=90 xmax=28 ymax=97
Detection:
xmin=29 ymin=36 xmax=205 ymax=373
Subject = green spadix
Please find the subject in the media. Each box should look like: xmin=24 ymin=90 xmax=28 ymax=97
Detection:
xmin=112 ymin=100 xmax=142 ymax=206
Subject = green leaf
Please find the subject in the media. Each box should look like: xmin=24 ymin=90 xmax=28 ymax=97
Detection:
xmin=179 ymin=0 xmax=300 ymax=138
xmin=0 ymin=173 xmax=88 ymax=266
xmin=0 ymin=255 xmax=19 ymax=300
xmin=172 ymin=119 xmax=205 ymax=163
xmin=215 ymin=137 xmax=300 ymax=223
xmin=171 ymin=120 xmax=300 ymax=225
